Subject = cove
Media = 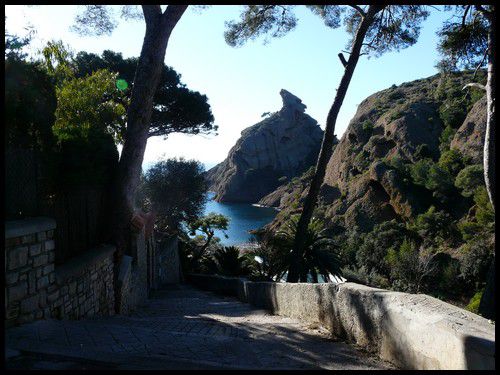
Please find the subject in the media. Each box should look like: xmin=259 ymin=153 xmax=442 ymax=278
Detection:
xmin=202 ymin=192 xmax=277 ymax=246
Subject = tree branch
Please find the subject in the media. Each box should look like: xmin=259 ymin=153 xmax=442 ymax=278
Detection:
xmin=349 ymin=5 xmax=366 ymax=17
xmin=461 ymin=5 xmax=471 ymax=27
xmin=473 ymin=47 xmax=489 ymax=79
xmin=462 ymin=82 xmax=486 ymax=91
xmin=162 ymin=5 xmax=189 ymax=30
xmin=142 ymin=5 xmax=161 ymax=27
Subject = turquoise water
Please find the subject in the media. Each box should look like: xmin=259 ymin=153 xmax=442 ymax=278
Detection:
xmin=203 ymin=192 xmax=277 ymax=246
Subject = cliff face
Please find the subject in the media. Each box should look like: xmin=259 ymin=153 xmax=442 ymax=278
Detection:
xmin=206 ymin=89 xmax=324 ymax=203
xmin=265 ymin=72 xmax=487 ymax=233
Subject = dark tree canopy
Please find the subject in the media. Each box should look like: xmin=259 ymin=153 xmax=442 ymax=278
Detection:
xmin=225 ymin=5 xmax=429 ymax=57
xmin=5 ymin=58 xmax=57 ymax=151
xmin=72 ymin=50 xmax=216 ymax=140
xmin=141 ymin=158 xmax=207 ymax=233
xmin=437 ymin=5 xmax=489 ymax=71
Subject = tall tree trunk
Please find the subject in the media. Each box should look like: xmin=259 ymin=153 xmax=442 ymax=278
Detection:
xmin=111 ymin=5 xmax=187 ymax=312
xmin=478 ymin=6 xmax=495 ymax=320
xmin=287 ymin=6 xmax=381 ymax=282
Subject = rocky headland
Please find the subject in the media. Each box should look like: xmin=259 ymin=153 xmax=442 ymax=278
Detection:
xmin=206 ymin=89 xmax=324 ymax=203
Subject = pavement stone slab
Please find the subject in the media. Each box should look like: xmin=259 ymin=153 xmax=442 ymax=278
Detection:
xmin=5 ymin=284 xmax=392 ymax=370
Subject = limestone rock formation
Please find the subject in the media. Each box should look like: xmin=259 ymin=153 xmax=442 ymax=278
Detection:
xmin=266 ymin=73 xmax=487 ymax=233
xmin=450 ymin=96 xmax=487 ymax=164
xmin=206 ymin=89 xmax=324 ymax=202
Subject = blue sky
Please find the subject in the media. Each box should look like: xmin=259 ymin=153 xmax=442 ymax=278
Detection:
xmin=5 ymin=5 xmax=453 ymax=170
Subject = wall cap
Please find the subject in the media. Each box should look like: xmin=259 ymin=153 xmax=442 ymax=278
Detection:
xmin=5 ymin=217 xmax=56 ymax=239
xmin=56 ymin=244 xmax=115 ymax=282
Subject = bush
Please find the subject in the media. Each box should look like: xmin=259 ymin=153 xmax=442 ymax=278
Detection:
xmin=410 ymin=158 xmax=454 ymax=193
xmin=473 ymin=186 xmax=494 ymax=225
xmin=438 ymin=148 xmax=464 ymax=176
xmin=410 ymin=206 xmax=460 ymax=247
xmin=385 ymin=238 xmax=437 ymax=293
xmin=439 ymin=125 xmax=456 ymax=153
xmin=455 ymin=165 xmax=484 ymax=197
xmin=205 ymin=246 xmax=250 ymax=277
xmin=458 ymin=220 xmax=484 ymax=241
xmin=439 ymin=98 xmax=467 ymax=129
xmin=361 ymin=120 xmax=374 ymax=134
xmin=459 ymin=237 xmax=493 ymax=288
xmin=414 ymin=144 xmax=431 ymax=160
xmin=355 ymin=220 xmax=409 ymax=278
xmin=466 ymin=289 xmax=484 ymax=314
xmin=354 ymin=150 xmax=370 ymax=171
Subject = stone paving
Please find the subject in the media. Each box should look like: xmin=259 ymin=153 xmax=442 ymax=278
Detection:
xmin=5 ymin=284 xmax=392 ymax=370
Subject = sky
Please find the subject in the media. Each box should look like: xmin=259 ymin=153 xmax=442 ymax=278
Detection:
xmin=5 ymin=5 xmax=454 ymax=171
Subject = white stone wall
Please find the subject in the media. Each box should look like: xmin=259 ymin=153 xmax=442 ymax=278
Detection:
xmin=187 ymin=274 xmax=495 ymax=370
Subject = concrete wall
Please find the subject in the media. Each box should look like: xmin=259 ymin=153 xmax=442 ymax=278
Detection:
xmin=5 ymin=218 xmax=115 ymax=326
xmin=187 ymin=274 xmax=495 ymax=370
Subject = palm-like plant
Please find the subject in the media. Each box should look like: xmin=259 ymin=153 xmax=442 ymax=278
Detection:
xmin=206 ymin=246 xmax=249 ymax=277
xmin=276 ymin=215 xmax=342 ymax=283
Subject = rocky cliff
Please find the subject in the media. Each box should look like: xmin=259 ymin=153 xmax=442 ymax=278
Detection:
xmin=266 ymin=72 xmax=488 ymax=233
xmin=206 ymin=89 xmax=324 ymax=202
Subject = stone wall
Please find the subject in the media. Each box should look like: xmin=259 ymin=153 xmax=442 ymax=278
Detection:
xmin=187 ymin=274 xmax=495 ymax=370
xmin=5 ymin=218 xmax=57 ymax=326
xmin=5 ymin=218 xmax=115 ymax=326
xmin=51 ymin=245 xmax=115 ymax=320
xmin=6 ymin=217 xmax=181 ymax=326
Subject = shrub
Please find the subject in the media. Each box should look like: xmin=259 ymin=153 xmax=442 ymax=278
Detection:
xmin=206 ymin=246 xmax=250 ymax=277
xmin=276 ymin=215 xmax=342 ymax=282
xmin=455 ymin=165 xmax=484 ymax=197
xmin=388 ymin=107 xmax=406 ymax=122
xmin=458 ymin=220 xmax=484 ymax=241
xmin=438 ymin=148 xmax=464 ymax=176
xmin=466 ymin=289 xmax=484 ymax=314
xmin=438 ymin=125 xmax=456 ymax=153
xmin=410 ymin=206 xmax=460 ymax=247
xmin=354 ymin=150 xmax=370 ymax=171
xmin=385 ymin=238 xmax=437 ymax=293
xmin=355 ymin=220 xmax=409 ymax=278
xmin=410 ymin=159 xmax=454 ymax=194
xmin=473 ymin=186 xmax=495 ymax=225
xmin=459 ymin=237 xmax=493 ymax=288
xmin=438 ymin=99 xmax=467 ymax=129
xmin=361 ymin=120 xmax=374 ymax=134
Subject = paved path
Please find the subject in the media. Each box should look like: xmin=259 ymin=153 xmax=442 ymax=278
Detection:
xmin=6 ymin=285 xmax=391 ymax=370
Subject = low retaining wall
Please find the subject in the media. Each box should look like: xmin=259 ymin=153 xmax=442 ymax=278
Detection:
xmin=5 ymin=217 xmax=115 ymax=326
xmin=52 ymin=245 xmax=115 ymax=320
xmin=187 ymin=274 xmax=495 ymax=370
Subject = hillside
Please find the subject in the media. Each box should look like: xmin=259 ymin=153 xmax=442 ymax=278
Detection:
xmin=261 ymin=71 xmax=493 ymax=305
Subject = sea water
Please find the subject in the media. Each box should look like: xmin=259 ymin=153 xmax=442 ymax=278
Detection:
xmin=202 ymin=192 xmax=277 ymax=246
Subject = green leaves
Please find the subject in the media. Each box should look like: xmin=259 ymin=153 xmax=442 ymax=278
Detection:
xmin=72 ymin=49 xmax=216 ymax=139
xmin=189 ymin=213 xmax=229 ymax=238
xmin=53 ymin=69 xmax=127 ymax=144
xmin=224 ymin=5 xmax=429 ymax=58
xmin=142 ymin=158 xmax=208 ymax=233
xmin=224 ymin=5 xmax=298 ymax=47
xmin=437 ymin=6 xmax=489 ymax=71
xmin=275 ymin=215 xmax=342 ymax=281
